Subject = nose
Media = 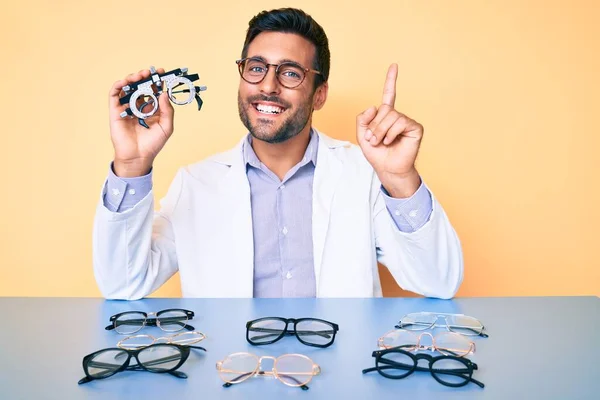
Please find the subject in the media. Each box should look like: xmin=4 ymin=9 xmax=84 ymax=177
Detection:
xmin=258 ymin=65 xmax=281 ymax=95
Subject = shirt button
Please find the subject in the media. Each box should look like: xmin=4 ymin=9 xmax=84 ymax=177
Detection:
xmin=282 ymin=227 xmax=288 ymax=235
xmin=409 ymin=210 xmax=418 ymax=218
xmin=111 ymin=188 xmax=120 ymax=196
xmin=280 ymin=184 xmax=285 ymax=189
xmin=128 ymin=189 xmax=136 ymax=195
xmin=286 ymin=271 xmax=292 ymax=279
xmin=394 ymin=210 xmax=401 ymax=216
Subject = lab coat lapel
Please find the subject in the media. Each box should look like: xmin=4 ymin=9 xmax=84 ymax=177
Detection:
xmin=312 ymin=133 xmax=345 ymax=292
xmin=215 ymin=139 xmax=254 ymax=297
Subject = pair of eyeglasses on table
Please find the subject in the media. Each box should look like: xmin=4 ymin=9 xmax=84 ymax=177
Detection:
xmin=78 ymin=342 xmax=207 ymax=384
xmin=79 ymin=309 xmax=204 ymax=384
xmin=104 ymin=308 xmax=195 ymax=335
xmin=362 ymin=345 xmax=485 ymax=388
xmin=362 ymin=312 xmax=488 ymax=388
xmin=212 ymin=316 xmax=338 ymax=390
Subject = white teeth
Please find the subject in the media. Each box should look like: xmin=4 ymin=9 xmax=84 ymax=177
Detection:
xmin=256 ymin=104 xmax=283 ymax=114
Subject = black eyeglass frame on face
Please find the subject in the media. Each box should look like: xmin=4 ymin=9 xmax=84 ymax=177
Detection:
xmin=104 ymin=309 xmax=195 ymax=334
xmin=236 ymin=57 xmax=322 ymax=89
xmin=245 ymin=317 xmax=339 ymax=348
xmin=77 ymin=343 xmax=207 ymax=384
xmin=362 ymin=346 xmax=485 ymax=388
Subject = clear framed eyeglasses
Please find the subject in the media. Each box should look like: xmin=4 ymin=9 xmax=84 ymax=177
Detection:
xmin=216 ymin=352 xmax=321 ymax=390
xmin=396 ymin=312 xmax=488 ymax=337
xmin=117 ymin=331 xmax=207 ymax=350
xmin=378 ymin=329 xmax=476 ymax=357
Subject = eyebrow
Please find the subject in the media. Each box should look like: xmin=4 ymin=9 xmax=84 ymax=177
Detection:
xmin=247 ymin=55 xmax=304 ymax=66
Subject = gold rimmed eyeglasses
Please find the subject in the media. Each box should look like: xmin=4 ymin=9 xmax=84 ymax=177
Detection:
xmin=378 ymin=329 xmax=476 ymax=357
xmin=117 ymin=331 xmax=207 ymax=350
xmin=216 ymin=352 xmax=321 ymax=390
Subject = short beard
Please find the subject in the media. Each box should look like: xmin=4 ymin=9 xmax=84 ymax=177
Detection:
xmin=238 ymin=92 xmax=312 ymax=144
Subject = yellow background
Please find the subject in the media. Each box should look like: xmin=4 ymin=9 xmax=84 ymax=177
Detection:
xmin=1 ymin=0 xmax=598 ymax=298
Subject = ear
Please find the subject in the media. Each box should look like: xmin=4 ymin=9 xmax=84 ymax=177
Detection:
xmin=312 ymin=82 xmax=329 ymax=111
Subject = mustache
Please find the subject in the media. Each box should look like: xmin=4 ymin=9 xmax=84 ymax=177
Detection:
xmin=246 ymin=95 xmax=291 ymax=109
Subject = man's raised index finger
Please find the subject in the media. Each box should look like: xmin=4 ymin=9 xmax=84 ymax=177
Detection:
xmin=382 ymin=63 xmax=398 ymax=106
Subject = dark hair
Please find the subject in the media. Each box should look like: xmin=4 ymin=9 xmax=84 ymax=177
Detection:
xmin=241 ymin=8 xmax=330 ymax=89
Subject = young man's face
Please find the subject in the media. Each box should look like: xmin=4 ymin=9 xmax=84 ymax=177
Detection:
xmin=237 ymin=32 xmax=327 ymax=144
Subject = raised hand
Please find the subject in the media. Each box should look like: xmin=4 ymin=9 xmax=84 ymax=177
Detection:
xmin=356 ymin=63 xmax=423 ymax=198
xmin=109 ymin=68 xmax=175 ymax=177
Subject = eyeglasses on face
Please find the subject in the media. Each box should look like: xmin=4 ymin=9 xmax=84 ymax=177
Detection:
xmin=362 ymin=347 xmax=485 ymax=388
xmin=117 ymin=331 xmax=207 ymax=350
xmin=246 ymin=317 xmax=339 ymax=348
xmin=78 ymin=343 xmax=206 ymax=384
xmin=236 ymin=57 xmax=322 ymax=89
xmin=378 ymin=330 xmax=476 ymax=357
xmin=216 ymin=352 xmax=321 ymax=390
xmin=105 ymin=308 xmax=195 ymax=335
xmin=396 ymin=312 xmax=488 ymax=337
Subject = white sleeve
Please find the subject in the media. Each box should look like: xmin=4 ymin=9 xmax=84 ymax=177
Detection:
xmin=92 ymin=168 xmax=185 ymax=300
xmin=372 ymin=177 xmax=464 ymax=299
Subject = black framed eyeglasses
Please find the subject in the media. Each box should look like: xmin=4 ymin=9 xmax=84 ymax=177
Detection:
xmin=236 ymin=57 xmax=322 ymax=89
xmin=77 ymin=343 xmax=206 ymax=384
xmin=362 ymin=347 xmax=485 ymax=388
xmin=246 ymin=317 xmax=339 ymax=348
xmin=105 ymin=309 xmax=195 ymax=334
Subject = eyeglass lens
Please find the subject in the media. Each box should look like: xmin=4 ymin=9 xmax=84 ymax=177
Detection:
xmin=377 ymin=351 xmax=471 ymax=386
xmin=217 ymin=353 xmax=315 ymax=387
xmin=380 ymin=330 xmax=473 ymax=356
xmin=247 ymin=318 xmax=335 ymax=346
xmin=86 ymin=346 xmax=183 ymax=379
xmin=114 ymin=310 xmax=189 ymax=334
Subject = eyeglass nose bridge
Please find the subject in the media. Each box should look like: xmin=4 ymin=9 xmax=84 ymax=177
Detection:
xmin=256 ymin=356 xmax=278 ymax=377
xmin=415 ymin=332 xmax=435 ymax=351
xmin=425 ymin=314 xmax=451 ymax=330
xmin=257 ymin=355 xmax=277 ymax=365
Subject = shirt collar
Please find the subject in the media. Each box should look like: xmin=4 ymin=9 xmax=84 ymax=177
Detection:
xmin=243 ymin=128 xmax=319 ymax=169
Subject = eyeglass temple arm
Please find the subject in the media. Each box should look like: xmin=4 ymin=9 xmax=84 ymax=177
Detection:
xmin=222 ymin=371 xmax=310 ymax=390
xmin=78 ymin=365 xmax=188 ymax=385
xmin=105 ymin=318 xmax=195 ymax=331
xmin=248 ymin=327 xmax=332 ymax=341
xmin=394 ymin=323 xmax=489 ymax=337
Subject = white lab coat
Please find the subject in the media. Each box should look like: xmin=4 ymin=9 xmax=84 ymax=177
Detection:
xmin=93 ymin=130 xmax=463 ymax=300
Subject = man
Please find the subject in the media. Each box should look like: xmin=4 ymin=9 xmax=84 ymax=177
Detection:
xmin=93 ymin=8 xmax=463 ymax=300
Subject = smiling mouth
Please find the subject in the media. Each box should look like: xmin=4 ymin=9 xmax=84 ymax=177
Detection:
xmin=252 ymin=103 xmax=286 ymax=115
